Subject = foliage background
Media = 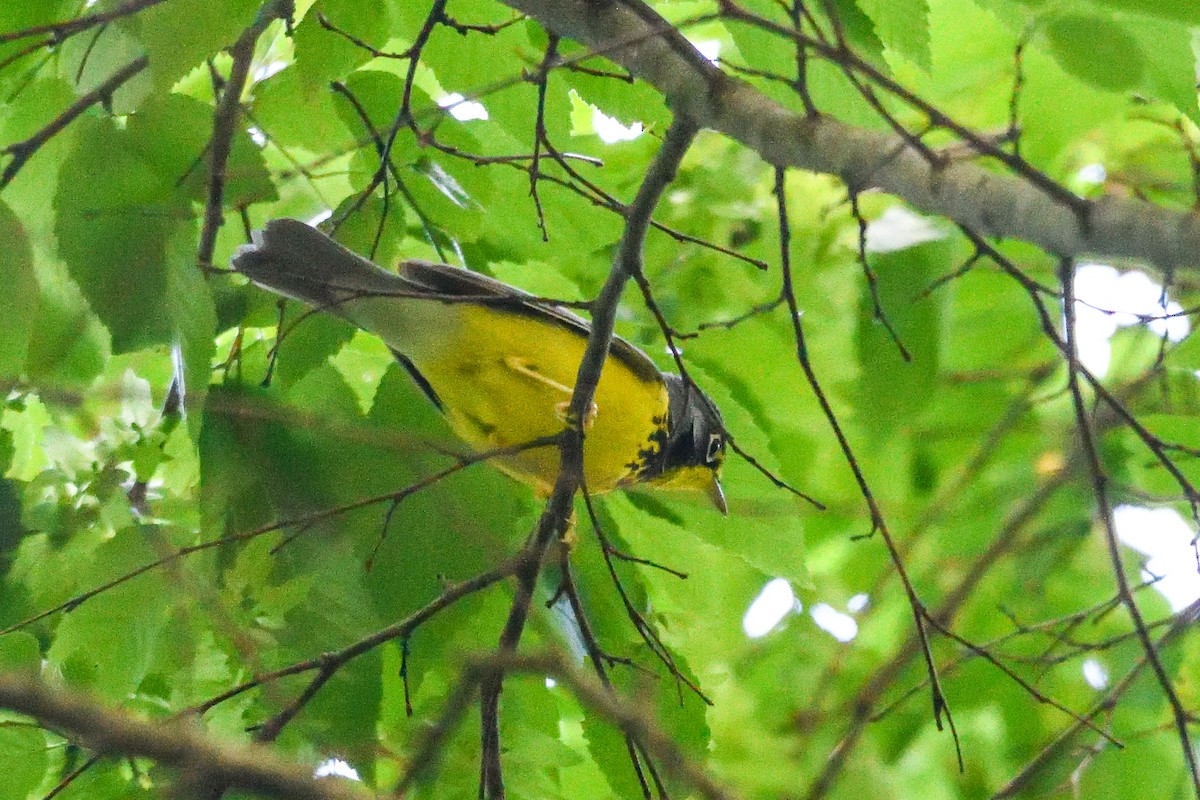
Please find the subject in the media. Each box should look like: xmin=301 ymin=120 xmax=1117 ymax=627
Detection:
xmin=2 ymin=0 xmax=1200 ymax=798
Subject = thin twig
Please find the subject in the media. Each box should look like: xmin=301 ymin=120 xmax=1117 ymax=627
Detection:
xmin=780 ymin=169 xmax=953 ymax=800
xmin=1058 ymin=257 xmax=1200 ymax=797
xmin=478 ymin=115 xmax=699 ymax=800
xmin=0 ymin=55 xmax=148 ymax=189
xmin=529 ymin=35 xmax=560 ymax=241
xmin=192 ymin=554 xmax=525 ymax=717
xmin=0 ymin=0 xmax=171 ymax=45
xmin=719 ymin=0 xmax=1089 ymax=219
xmin=0 ymin=437 xmax=557 ymax=639
xmin=994 ymin=598 xmax=1200 ymax=798
xmin=197 ymin=0 xmax=292 ymax=268
xmin=477 ymin=650 xmax=742 ymax=800
xmin=557 ymin=551 xmax=658 ymax=798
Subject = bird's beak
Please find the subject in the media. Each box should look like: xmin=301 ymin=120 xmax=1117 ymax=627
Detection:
xmin=706 ymin=473 xmax=728 ymax=516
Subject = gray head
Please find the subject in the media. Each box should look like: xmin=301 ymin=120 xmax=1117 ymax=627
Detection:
xmin=653 ymin=373 xmax=727 ymax=513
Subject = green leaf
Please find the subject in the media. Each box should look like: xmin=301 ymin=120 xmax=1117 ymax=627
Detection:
xmin=0 ymin=199 xmax=36 ymax=379
xmin=252 ymin=65 xmax=359 ymax=152
xmin=23 ymin=258 xmax=111 ymax=391
xmin=1120 ymin=413 xmax=1200 ymax=496
xmin=855 ymin=236 xmax=950 ymax=440
xmin=164 ymin=224 xmax=217 ymax=438
xmin=580 ymin=705 xmax=643 ymax=800
xmin=1044 ymin=12 xmax=1144 ymax=93
xmin=0 ymin=631 xmax=40 ymax=674
xmin=0 ymin=2 xmax=75 ymax=90
xmin=1087 ymin=0 xmax=1200 ymax=24
xmin=270 ymin=301 xmax=356 ymax=392
xmin=502 ymin=676 xmax=574 ymax=797
xmin=52 ymin=99 xmax=202 ymax=352
xmin=1173 ymin=331 xmax=1200 ymax=370
xmin=57 ymin=22 xmax=151 ymax=116
xmin=0 ymin=429 xmax=26 ymax=569
xmin=52 ymin=759 xmax=155 ymax=800
xmin=292 ymin=0 xmax=390 ymax=88
xmin=857 ymin=0 xmax=932 ymax=69
xmin=199 ymin=383 xmax=348 ymax=535
xmin=328 ymin=193 xmax=408 ymax=268
xmin=332 ymin=69 xmax=406 ymax=144
xmin=827 ymin=0 xmax=888 ymax=61
xmin=120 ymin=0 xmax=261 ymax=91
xmin=46 ymin=526 xmax=173 ymax=700
xmin=1012 ymin=20 xmax=1128 ymax=168
xmin=1124 ymin=16 xmax=1199 ymax=123
xmin=0 ymin=726 xmax=47 ymax=800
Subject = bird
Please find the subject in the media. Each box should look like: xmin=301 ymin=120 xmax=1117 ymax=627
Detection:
xmin=232 ymin=218 xmax=727 ymax=513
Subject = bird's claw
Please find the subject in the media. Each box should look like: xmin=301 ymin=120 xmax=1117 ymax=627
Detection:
xmin=555 ymin=400 xmax=597 ymax=431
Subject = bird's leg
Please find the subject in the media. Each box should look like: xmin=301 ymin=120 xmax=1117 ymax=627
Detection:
xmin=554 ymin=401 xmax=597 ymax=432
xmin=561 ymin=509 xmax=577 ymax=549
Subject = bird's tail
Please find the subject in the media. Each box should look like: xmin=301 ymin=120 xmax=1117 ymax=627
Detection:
xmin=232 ymin=218 xmax=408 ymax=309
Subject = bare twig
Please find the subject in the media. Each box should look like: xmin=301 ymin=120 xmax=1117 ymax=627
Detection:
xmin=0 ymin=0 xmax=171 ymax=45
xmin=847 ymin=188 xmax=910 ymax=361
xmin=581 ymin=482 xmax=711 ymax=703
xmin=481 ymin=651 xmax=741 ymax=800
xmin=1057 ymin=257 xmax=1200 ymax=797
xmin=327 ymin=79 xmax=449 ymax=260
xmin=771 ymin=168 xmax=958 ymax=790
xmin=478 ymin=115 xmax=699 ymax=800
xmin=0 ymin=55 xmax=147 ymax=189
xmin=557 ymin=550 xmax=659 ymax=798
xmin=994 ymin=598 xmax=1200 ymax=798
xmin=43 ymin=752 xmax=104 ymax=800
xmin=499 ymin=0 xmax=1200 ymax=273
xmin=0 ymin=436 xmax=557 ymax=639
xmin=192 ymin=553 xmax=526 ymax=717
xmin=529 ymin=35 xmax=559 ymax=240
xmin=197 ymin=0 xmax=293 ymax=268
xmin=0 ymin=36 xmax=54 ymax=74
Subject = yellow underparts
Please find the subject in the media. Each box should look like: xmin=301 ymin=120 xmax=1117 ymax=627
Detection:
xmin=348 ymin=298 xmax=671 ymax=494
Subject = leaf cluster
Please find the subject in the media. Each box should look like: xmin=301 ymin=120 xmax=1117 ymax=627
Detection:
xmin=2 ymin=0 xmax=1200 ymax=798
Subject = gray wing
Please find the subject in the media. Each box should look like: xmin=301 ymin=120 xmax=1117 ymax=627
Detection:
xmin=397 ymin=259 xmax=665 ymax=388
xmin=233 ymin=218 xmax=666 ymax=387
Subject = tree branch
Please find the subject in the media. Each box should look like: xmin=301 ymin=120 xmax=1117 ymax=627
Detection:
xmin=478 ymin=114 xmax=699 ymax=800
xmin=1058 ymin=258 xmax=1200 ymax=795
xmin=0 ymin=672 xmax=368 ymax=800
xmin=479 ymin=651 xmax=741 ymax=800
xmin=0 ymin=55 xmax=148 ymax=189
xmin=0 ymin=0 xmax=171 ymax=45
xmin=498 ymin=0 xmax=1200 ymax=273
xmin=197 ymin=0 xmax=293 ymax=268
xmin=993 ymin=597 xmax=1200 ymax=798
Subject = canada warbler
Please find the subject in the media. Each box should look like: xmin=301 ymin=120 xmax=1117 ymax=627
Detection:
xmin=233 ymin=219 xmax=727 ymax=512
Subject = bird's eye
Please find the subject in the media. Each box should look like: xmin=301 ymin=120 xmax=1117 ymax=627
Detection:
xmin=705 ymin=433 xmax=723 ymax=463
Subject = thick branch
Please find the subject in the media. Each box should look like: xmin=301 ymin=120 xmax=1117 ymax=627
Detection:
xmin=499 ymin=0 xmax=1200 ymax=272
xmin=0 ymin=672 xmax=367 ymax=800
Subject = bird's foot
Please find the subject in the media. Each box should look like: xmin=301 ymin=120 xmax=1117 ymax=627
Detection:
xmin=554 ymin=400 xmax=597 ymax=431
